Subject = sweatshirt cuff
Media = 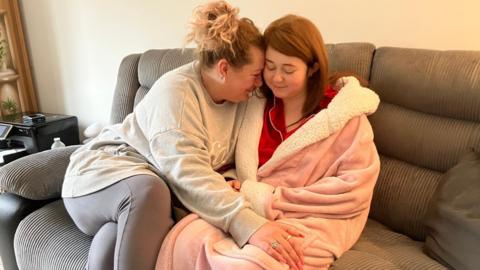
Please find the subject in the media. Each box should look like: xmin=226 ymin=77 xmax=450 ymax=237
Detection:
xmin=229 ymin=208 xmax=268 ymax=247
xmin=240 ymin=180 xmax=275 ymax=217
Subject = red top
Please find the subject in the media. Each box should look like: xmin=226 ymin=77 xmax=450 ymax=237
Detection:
xmin=258 ymin=85 xmax=338 ymax=167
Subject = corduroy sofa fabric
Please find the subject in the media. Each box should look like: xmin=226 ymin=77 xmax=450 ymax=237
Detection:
xmin=110 ymin=53 xmax=141 ymax=124
xmin=326 ymin=42 xmax=375 ymax=82
xmin=370 ymin=48 xmax=480 ymax=123
xmin=370 ymin=48 xmax=480 ymax=172
xmin=367 ymin=47 xmax=480 ymax=242
xmin=0 ymin=146 xmax=80 ymax=200
xmin=370 ymin=155 xmax=443 ymax=241
xmin=333 ymin=219 xmax=446 ymax=269
xmin=135 ymin=49 xmax=196 ymax=107
xmin=14 ymin=200 xmax=91 ymax=270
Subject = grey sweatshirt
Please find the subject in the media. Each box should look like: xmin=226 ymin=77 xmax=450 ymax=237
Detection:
xmin=62 ymin=62 xmax=267 ymax=246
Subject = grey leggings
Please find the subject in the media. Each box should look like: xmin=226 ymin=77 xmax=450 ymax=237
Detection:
xmin=64 ymin=175 xmax=173 ymax=270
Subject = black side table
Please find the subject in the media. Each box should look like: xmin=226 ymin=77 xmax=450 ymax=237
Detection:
xmin=0 ymin=112 xmax=79 ymax=165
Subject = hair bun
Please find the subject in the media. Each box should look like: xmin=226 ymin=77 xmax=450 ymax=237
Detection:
xmin=186 ymin=1 xmax=240 ymax=53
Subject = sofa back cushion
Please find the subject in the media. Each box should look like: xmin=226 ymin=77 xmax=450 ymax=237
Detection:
xmin=368 ymin=47 xmax=480 ymax=240
xmin=326 ymin=42 xmax=375 ymax=81
xmin=135 ymin=49 xmax=196 ymax=106
xmin=110 ymin=49 xmax=196 ymax=123
xmin=110 ymin=43 xmax=375 ymax=123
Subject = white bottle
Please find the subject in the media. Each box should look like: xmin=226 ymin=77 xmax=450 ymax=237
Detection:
xmin=51 ymin=137 xmax=66 ymax=149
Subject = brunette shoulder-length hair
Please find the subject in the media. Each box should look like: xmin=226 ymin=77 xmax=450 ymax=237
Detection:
xmin=261 ymin=14 xmax=329 ymax=116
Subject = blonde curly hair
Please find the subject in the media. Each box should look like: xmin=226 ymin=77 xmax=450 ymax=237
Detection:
xmin=185 ymin=1 xmax=264 ymax=68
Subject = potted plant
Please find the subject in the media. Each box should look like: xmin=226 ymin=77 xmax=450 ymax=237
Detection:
xmin=1 ymin=97 xmax=18 ymax=116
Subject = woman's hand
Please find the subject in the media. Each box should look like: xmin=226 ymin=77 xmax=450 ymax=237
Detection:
xmin=248 ymin=221 xmax=304 ymax=270
xmin=227 ymin=179 xmax=241 ymax=191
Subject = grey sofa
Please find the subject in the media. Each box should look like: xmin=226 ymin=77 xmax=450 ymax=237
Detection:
xmin=1 ymin=43 xmax=479 ymax=269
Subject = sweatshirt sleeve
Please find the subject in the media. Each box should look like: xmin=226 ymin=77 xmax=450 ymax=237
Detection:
xmin=150 ymin=129 xmax=267 ymax=246
xmin=241 ymin=116 xmax=380 ymax=221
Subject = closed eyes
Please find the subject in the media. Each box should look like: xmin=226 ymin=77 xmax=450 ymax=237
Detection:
xmin=265 ymin=64 xmax=296 ymax=74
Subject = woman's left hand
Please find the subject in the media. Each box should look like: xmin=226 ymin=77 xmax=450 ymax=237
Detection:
xmin=248 ymin=222 xmax=304 ymax=270
xmin=227 ymin=179 xmax=241 ymax=191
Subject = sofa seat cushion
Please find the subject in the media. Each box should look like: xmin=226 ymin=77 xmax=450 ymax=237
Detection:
xmin=14 ymin=200 xmax=91 ymax=270
xmin=332 ymin=218 xmax=447 ymax=270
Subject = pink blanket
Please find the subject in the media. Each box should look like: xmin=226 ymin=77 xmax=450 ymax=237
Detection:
xmin=157 ymin=77 xmax=380 ymax=269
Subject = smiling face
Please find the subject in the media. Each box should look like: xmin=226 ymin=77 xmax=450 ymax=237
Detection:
xmin=263 ymin=46 xmax=309 ymax=102
xmin=223 ymin=46 xmax=265 ymax=102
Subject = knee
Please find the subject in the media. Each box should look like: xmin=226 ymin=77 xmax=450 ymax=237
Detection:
xmin=125 ymin=175 xmax=171 ymax=206
xmin=143 ymin=176 xmax=171 ymax=202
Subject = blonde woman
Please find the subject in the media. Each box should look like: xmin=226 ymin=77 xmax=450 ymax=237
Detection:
xmin=61 ymin=1 xmax=303 ymax=269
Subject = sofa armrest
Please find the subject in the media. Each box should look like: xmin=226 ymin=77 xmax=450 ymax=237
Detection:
xmin=0 ymin=145 xmax=80 ymax=200
xmin=0 ymin=193 xmax=56 ymax=270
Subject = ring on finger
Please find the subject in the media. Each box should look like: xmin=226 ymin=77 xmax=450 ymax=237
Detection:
xmin=271 ymin=241 xmax=280 ymax=249
xmin=285 ymin=235 xmax=293 ymax=241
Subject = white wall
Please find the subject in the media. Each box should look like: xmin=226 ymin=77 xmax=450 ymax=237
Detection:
xmin=19 ymin=0 xmax=480 ymax=132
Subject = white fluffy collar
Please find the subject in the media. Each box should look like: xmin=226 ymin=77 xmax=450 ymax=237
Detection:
xmin=236 ymin=76 xmax=380 ymax=178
